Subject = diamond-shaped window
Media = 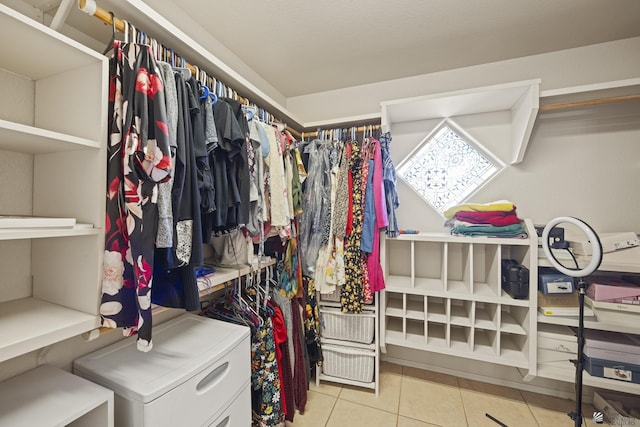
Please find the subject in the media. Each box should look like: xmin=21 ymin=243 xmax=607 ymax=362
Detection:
xmin=397 ymin=120 xmax=502 ymax=215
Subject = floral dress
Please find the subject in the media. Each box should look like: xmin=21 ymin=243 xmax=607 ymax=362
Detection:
xmin=341 ymin=142 xmax=365 ymax=313
xmin=101 ymin=41 xmax=172 ymax=351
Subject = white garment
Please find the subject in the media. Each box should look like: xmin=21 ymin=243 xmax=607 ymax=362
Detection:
xmin=261 ymin=122 xmax=289 ymax=227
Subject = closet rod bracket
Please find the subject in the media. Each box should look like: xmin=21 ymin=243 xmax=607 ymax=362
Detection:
xmin=78 ymin=0 xmax=97 ymax=16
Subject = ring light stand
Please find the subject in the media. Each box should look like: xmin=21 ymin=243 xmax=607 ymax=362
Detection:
xmin=542 ymin=217 xmax=602 ymax=427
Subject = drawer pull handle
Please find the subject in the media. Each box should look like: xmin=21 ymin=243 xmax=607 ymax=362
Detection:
xmin=215 ymin=416 xmax=230 ymax=427
xmin=196 ymin=362 xmax=229 ymax=394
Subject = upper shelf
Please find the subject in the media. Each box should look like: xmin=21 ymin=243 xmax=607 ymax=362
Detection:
xmin=0 ymin=4 xmax=103 ymax=80
xmin=380 ymin=80 xmax=540 ymax=164
xmin=0 ymin=120 xmax=101 ymax=154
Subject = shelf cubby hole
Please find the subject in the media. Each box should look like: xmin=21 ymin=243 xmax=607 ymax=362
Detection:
xmin=385 ymin=292 xmax=404 ymax=318
xmin=426 ymin=322 xmax=447 ymax=348
xmin=406 ymin=318 xmax=426 ymax=346
xmin=426 ymin=296 xmax=447 ymax=323
xmin=474 ymin=329 xmax=498 ymax=357
xmin=449 ymin=299 xmax=473 ymax=327
xmin=449 ymin=325 xmax=471 ymax=352
xmin=414 ymin=241 xmax=445 ymax=291
xmin=445 ymin=242 xmax=471 ymax=294
xmin=472 ymin=244 xmax=501 ymax=297
xmin=500 ymin=332 xmax=528 ymax=362
xmin=405 ymin=294 xmax=426 ymax=320
xmin=385 ymin=317 xmax=404 ymax=342
xmin=386 ymin=239 xmax=413 ymax=288
xmin=474 ymin=302 xmax=498 ymax=331
xmin=500 ymin=305 xmax=528 ymax=335
xmin=501 ymin=245 xmax=531 ymax=270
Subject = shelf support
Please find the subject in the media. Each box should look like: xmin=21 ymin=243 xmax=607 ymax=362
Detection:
xmin=50 ymin=0 xmax=75 ymax=30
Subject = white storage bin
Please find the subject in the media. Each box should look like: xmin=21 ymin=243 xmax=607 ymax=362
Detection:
xmin=322 ymin=344 xmax=375 ymax=383
xmin=321 ymin=307 xmax=375 ymax=344
xmin=74 ymin=314 xmax=250 ymax=427
xmin=318 ymin=287 xmax=373 ymax=304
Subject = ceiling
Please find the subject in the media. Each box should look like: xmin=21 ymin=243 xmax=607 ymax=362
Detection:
xmin=22 ymin=0 xmax=640 ymax=99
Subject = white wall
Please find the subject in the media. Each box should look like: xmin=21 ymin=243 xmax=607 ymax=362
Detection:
xmin=286 ymin=37 xmax=640 ymax=124
xmin=390 ymin=100 xmax=640 ymax=234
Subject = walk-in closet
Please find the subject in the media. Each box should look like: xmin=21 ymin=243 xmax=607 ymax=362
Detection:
xmin=1 ymin=1 xmax=639 ymax=426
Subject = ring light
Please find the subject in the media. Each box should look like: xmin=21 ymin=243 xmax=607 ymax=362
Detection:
xmin=542 ymin=216 xmax=602 ymax=277
xmin=541 ymin=216 xmax=603 ymax=427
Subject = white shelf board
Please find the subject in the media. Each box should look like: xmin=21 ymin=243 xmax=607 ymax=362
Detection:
xmin=386 ymin=275 xmax=413 ymax=289
xmin=473 ymin=282 xmax=499 ymax=298
xmin=537 ymin=312 xmax=640 ymax=335
xmin=426 ymin=313 xmax=447 ymax=323
xmin=0 ymin=119 xmax=101 ymax=154
xmin=0 ymin=4 xmax=103 ymax=80
xmin=0 ymin=224 xmax=99 ymax=241
xmin=0 ymin=297 xmax=101 ymax=363
xmin=0 ymin=365 xmax=113 ymax=427
xmin=538 ymin=247 xmax=640 ymax=274
xmin=447 ymin=280 xmax=471 ymax=294
xmin=536 ymin=361 xmax=640 ymax=395
xmin=415 ymin=277 xmax=445 ymax=292
xmin=389 ymin=232 xmax=532 ymax=246
xmin=385 ymin=306 xmax=405 ymax=318
xmin=386 ymin=334 xmax=528 ymax=369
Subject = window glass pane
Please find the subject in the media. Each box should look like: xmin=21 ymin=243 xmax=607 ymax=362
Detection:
xmin=397 ymin=124 xmax=499 ymax=214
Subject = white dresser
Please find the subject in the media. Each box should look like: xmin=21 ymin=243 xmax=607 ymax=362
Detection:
xmin=74 ymin=314 xmax=251 ymax=427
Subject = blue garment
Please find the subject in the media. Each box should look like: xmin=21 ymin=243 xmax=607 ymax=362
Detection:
xmin=379 ymin=132 xmax=399 ymax=237
xmin=360 ymin=159 xmax=376 ymax=253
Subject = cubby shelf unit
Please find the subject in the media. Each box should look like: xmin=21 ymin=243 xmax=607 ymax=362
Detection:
xmin=380 ymin=219 xmax=538 ymax=372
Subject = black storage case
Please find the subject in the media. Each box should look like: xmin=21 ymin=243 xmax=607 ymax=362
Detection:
xmin=501 ymin=259 xmax=530 ymax=299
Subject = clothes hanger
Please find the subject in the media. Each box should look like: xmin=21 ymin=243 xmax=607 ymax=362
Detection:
xmin=101 ymin=12 xmax=116 ymax=56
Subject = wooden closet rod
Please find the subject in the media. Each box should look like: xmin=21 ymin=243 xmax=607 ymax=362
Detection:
xmin=290 ymin=124 xmax=382 ymax=141
xmin=539 ymin=93 xmax=640 ymax=112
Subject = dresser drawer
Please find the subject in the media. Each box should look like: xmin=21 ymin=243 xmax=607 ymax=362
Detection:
xmin=142 ymin=336 xmax=250 ymax=426
xmin=207 ymin=384 xmax=251 ymax=427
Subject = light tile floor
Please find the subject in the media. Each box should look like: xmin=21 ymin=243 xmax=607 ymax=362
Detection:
xmin=285 ymin=362 xmax=613 ymax=427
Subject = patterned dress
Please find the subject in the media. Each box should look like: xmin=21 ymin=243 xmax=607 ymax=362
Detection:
xmin=101 ymin=41 xmax=172 ymax=351
xmin=341 ymin=142 xmax=365 ymax=313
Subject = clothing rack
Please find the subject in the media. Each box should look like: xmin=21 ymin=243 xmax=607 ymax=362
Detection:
xmin=290 ymin=124 xmax=383 ymax=141
xmin=78 ymin=0 xmax=289 ymax=130
xmin=539 ymin=93 xmax=640 ymax=112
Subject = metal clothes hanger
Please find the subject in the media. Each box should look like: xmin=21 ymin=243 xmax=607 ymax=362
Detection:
xmin=101 ymin=12 xmax=116 ymax=56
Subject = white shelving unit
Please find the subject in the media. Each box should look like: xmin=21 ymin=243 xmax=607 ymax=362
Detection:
xmin=0 ymin=4 xmax=107 ymax=363
xmin=535 ymin=251 xmax=640 ymax=395
xmin=0 ymin=364 xmax=114 ymax=426
xmin=380 ymin=219 xmax=538 ymax=372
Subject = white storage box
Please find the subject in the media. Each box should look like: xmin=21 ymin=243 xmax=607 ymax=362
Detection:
xmin=322 ymin=344 xmax=375 ymax=383
xmin=593 ymin=391 xmax=640 ymax=425
xmin=74 ymin=314 xmax=251 ymax=427
xmin=321 ymin=307 xmax=375 ymax=344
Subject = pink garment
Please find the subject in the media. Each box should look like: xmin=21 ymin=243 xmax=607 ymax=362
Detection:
xmin=455 ymin=209 xmax=520 ymax=226
xmin=368 ymin=139 xmax=388 ymax=293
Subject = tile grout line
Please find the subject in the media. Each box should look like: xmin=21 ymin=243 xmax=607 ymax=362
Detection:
xmin=518 ymin=389 xmax=543 ymax=427
xmin=323 ymin=386 xmax=342 ymax=427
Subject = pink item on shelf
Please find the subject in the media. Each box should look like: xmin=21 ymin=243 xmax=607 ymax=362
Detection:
xmin=587 ymin=280 xmax=640 ymax=302
xmin=454 ymin=209 xmax=521 ymax=226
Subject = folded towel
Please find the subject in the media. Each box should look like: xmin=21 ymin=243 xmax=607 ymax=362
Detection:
xmin=450 ymin=222 xmax=527 ymax=238
xmin=443 ymin=200 xmax=515 ymax=219
xmin=454 ymin=209 xmax=521 ymax=226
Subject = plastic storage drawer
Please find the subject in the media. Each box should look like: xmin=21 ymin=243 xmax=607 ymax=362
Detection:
xmin=74 ymin=314 xmax=250 ymax=427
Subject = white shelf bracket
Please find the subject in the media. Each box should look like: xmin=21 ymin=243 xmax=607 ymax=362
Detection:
xmin=50 ymin=0 xmax=75 ymax=30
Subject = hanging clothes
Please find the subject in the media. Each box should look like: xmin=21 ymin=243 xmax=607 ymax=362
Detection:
xmin=341 ymin=141 xmax=366 ymax=313
xmin=379 ymin=132 xmax=400 ymax=237
xmin=151 ymin=72 xmax=202 ymax=312
xmin=101 ymin=41 xmax=172 ymax=351
xmin=367 ymin=137 xmax=388 ymax=293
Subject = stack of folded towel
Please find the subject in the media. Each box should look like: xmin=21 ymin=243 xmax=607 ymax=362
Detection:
xmin=443 ymin=200 xmax=527 ymax=238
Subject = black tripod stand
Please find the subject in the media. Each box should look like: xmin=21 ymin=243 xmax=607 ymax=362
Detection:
xmin=542 ymin=217 xmax=602 ymax=427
